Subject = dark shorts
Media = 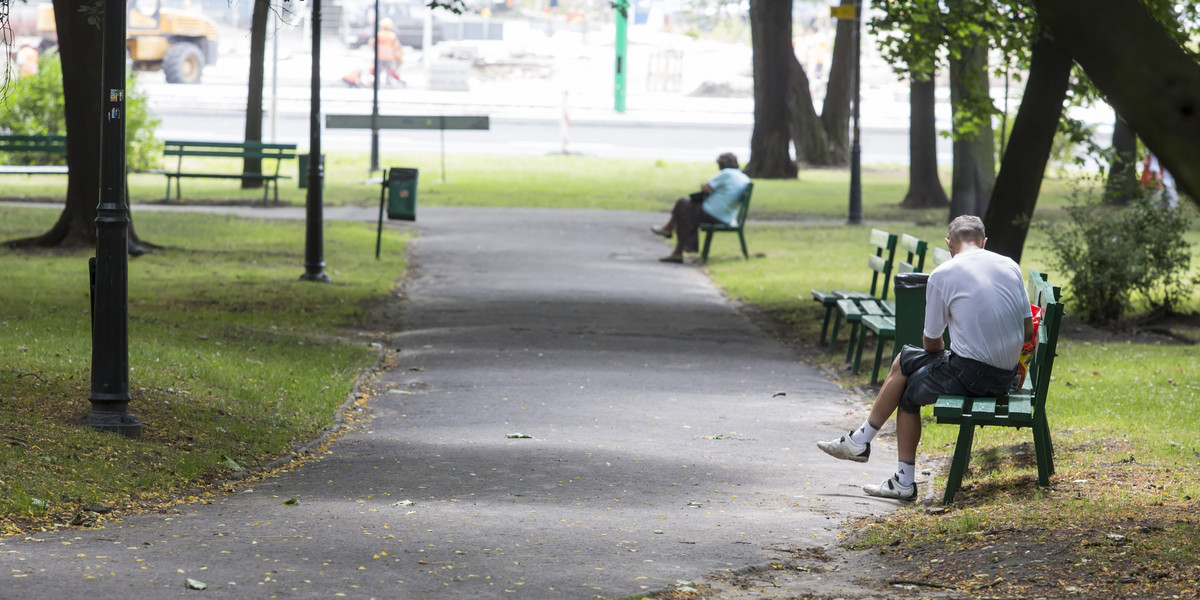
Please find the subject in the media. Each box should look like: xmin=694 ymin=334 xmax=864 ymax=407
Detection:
xmin=897 ymin=345 xmax=1017 ymax=414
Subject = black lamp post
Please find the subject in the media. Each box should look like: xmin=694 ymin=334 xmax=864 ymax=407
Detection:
xmin=301 ymin=0 xmax=331 ymax=283
xmin=87 ymin=0 xmax=141 ymax=437
xmin=847 ymin=0 xmax=864 ymax=225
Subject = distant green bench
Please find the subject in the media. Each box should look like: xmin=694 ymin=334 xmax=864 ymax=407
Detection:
xmin=809 ymin=229 xmax=898 ymax=353
xmin=157 ymin=140 xmax=297 ymax=203
xmin=0 ymin=134 xmax=68 ymax=175
xmin=699 ymin=182 xmax=754 ymax=263
xmin=934 ymin=270 xmax=1065 ymax=504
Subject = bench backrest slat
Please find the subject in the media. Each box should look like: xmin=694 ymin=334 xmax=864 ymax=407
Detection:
xmin=1026 ymin=270 xmax=1064 ymax=415
xmin=0 ymin=134 xmax=68 ymax=154
xmin=931 ymin=247 xmax=952 ymax=269
xmin=898 ymin=233 xmax=928 ymax=272
xmin=866 ymin=229 xmax=898 ymax=300
xmin=163 ymin=140 xmax=297 ymax=150
xmin=732 ymin=183 xmax=753 ymax=227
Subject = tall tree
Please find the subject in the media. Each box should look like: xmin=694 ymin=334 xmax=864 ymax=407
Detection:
xmin=789 ymin=56 xmax=833 ymax=166
xmin=1032 ymin=0 xmax=1200 ymax=203
xmin=3 ymin=0 xmax=152 ymax=252
xmin=873 ymin=0 xmax=949 ymax=209
xmin=945 ymin=0 xmax=996 ymax=219
xmin=242 ymin=0 xmax=271 ymax=189
xmin=982 ymin=30 xmax=1073 ymax=263
xmin=7 ymin=0 xmax=103 ymax=248
xmin=745 ymin=0 xmax=797 ymax=179
xmin=903 ymin=74 xmax=950 ymax=208
xmin=817 ymin=0 xmax=856 ymax=165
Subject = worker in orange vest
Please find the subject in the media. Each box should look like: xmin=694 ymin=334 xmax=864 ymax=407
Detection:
xmin=374 ymin=18 xmax=402 ymax=87
xmin=17 ymin=44 xmax=39 ymax=78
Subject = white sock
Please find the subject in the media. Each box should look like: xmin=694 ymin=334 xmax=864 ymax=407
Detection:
xmin=848 ymin=420 xmax=880 ymax=445
xmin=896 ymin=461 xmax=916 ymax=487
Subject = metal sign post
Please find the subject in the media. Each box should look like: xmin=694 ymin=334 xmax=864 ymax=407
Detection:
xmin=613 ymin=0 xmax=628 ymax=113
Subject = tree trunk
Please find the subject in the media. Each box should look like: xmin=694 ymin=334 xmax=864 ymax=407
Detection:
xmin=744 ymin=0 xmax=798 ymax=179
xmin=6 ymin=0 xmax=104 ymax=249
xmin=902 ymin=75 xmax=949 ymax=208
xmin=1032 ymin=0 xmax=1200 ymax=203
xmin=242 ymin=0 xmax=270 ymax=189
xmin=948 ymin=35 xmax=996 ymax=219
xmin=1104 ymin=115 xmax=1138 ymax=205
xmin=818 ymin=0 xmax=854 ymax=166
xmin=982 ymin=32 xmax=1073 ymax=263
xmin=789 ymin=55 xmax=832 ymax=166
xmin=5 ymin=0 xmax=155 ymax=253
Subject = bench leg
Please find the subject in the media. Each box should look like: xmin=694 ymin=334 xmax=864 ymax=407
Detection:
xmin=700 ymin=230 xmax=714 ymax=263
xmin=828 ymin=310 xmax=844 ymax=353
xmin=870 ymin=334 xmax=891 ymax=385
xmin=737 ymin=229 xmax=748 ymax=259
xmin=873 ymin=333 xmax=892 ymax=384
xmin=263 ymin=179 xmax=271 ymax=204
xmin=818 ymin=305 xmax=834 ymax=347
xmin=943 ymin=423 xmax=977 ymax=504
xmin=164 ymin=176 xmax=172 ymax=203
xmin=852 ymin=325 xmax=868 ymax=375
xmin=844 ymin=320 xmax=859 ymax=364
xmin=1033 ymin=414 xmax=1054 ymax=486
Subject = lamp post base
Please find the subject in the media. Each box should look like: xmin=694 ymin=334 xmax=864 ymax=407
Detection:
xmin=299 ymin=272 xmax=331 ymax=283
xmin=83 ymin=412 xmax=142 ymax=438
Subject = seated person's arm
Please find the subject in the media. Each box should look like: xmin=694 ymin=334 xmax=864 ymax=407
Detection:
xmin=701 ymin=182 xmax=714 ymax=194
xmin=1024 ymin=316 xmax=1034 ymax=344
xmin=922 ymin=334 xmax=945 ymax=354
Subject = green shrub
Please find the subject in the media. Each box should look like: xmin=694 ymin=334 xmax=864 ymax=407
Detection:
xmin=0 ymin=51 xmax=161 ymax=171
xmin=1041 ymin=183 xmax=1194 ymax=323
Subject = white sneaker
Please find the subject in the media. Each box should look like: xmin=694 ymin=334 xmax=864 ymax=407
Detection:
xmin=817 ymin=433 xmax=870 ymax=463
xmin=863 ymin=475 xmax=917 ymax=501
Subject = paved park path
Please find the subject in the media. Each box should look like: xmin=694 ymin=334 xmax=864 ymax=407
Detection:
xmin=1 ymin=205 xmax=900 ymax=599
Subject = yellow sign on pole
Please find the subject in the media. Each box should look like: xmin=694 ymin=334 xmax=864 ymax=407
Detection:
xmin=830 ymin=5 xmax=858 ymax=19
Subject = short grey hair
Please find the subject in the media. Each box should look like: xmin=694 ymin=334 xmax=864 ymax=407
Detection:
xmin=947 ymin=215 xmax=986 ymax=244
xmin=716 ymin=153 xmax=739 ymax=170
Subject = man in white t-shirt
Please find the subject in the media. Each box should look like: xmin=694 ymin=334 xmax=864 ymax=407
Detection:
xmin=817 ymin=216 xmax=1034 ymax=500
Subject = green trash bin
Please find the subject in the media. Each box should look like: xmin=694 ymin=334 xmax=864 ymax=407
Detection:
xmin=384 ymin=167 xmax=417 ymax=221
xmin=298 ymin=153 xmax=324 ymax=189
xmin=893 ymin=272 xmax=930 ymax=355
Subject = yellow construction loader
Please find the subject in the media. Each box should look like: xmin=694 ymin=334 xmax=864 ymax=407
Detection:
xmin=37 ymin=0 xmax=219 ymax=84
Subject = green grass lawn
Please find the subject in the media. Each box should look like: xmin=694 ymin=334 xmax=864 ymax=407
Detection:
xmin=0 ymin=207 xmax=408 ymax=532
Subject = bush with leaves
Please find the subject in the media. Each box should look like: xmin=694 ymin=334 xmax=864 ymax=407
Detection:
xmin=0 ymin=51 xmax=161 ymax=171
xmin=1042 ymin=182 xmax=1194 ymax=323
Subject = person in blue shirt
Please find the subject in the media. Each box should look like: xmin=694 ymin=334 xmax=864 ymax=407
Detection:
xmin=651 ymin=153 xmax=752 ymax=263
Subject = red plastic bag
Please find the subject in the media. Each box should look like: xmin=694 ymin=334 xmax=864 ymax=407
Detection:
xmin=1013 ymin=304 xmax=1043 ymax=390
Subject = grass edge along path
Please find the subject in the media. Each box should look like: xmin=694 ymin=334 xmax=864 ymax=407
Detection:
xmin=0 ymin=207 xmax=410 ymax=536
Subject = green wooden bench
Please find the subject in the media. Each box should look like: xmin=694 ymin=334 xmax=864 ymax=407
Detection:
xmin=157 ymin=140 xmax=297 ymax=203
xmin=841 ymin=233 xmax=928 ymax=372
xmin=0 ymin=134 xmax=68 ymax=175
xmin=699 ymin=182 xmax=754 ymax=263
xmin=933 ymin=270 xmax=1065 ymax=504
xmin=809 ymin=229 xmax=898 ymax=353
xmin=853 ymin=243 xmax=948 ymax=384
